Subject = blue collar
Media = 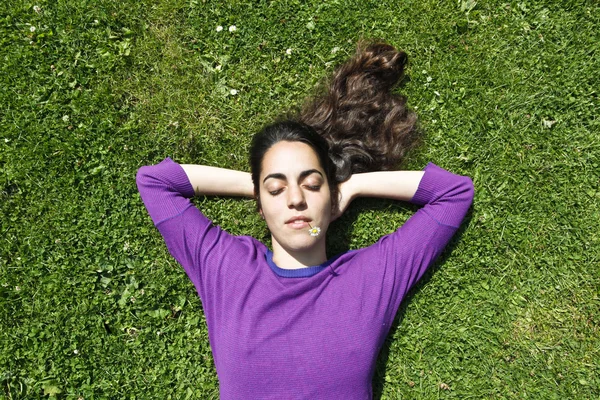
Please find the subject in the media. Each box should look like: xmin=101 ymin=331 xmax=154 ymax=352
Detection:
xmin=266 ymin=250 xmax=342 ymax=278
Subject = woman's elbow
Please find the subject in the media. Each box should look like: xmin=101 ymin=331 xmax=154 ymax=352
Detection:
xmin=136 ymin=165 xmax=163 ymax=188
xmin=461 ymin=176 xmax=475 ymax=205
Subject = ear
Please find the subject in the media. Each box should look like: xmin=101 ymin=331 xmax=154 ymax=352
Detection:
xmin=255 ymin=193 xmax=264 ymax=219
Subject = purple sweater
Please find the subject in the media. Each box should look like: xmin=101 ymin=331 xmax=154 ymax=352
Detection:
xmin=136 ymin=158 xmax=474 ymax=399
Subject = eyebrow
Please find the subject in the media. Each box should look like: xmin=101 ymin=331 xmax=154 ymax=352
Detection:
xmin=263 ymin=169 xmax=323 ymax=184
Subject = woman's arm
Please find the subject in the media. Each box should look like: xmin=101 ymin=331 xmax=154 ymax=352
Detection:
xmin=136 ymin=159 xmax=259 ymax=301
xmin=180 ymin=164 xmax=254 ymax=198
xmin=345 ymin=164 xmax=473 ymax=327
xmin=345 ymin=170 xmax=425 ymax=201
xmin=335 ymin=170 xmax=425 ymax=218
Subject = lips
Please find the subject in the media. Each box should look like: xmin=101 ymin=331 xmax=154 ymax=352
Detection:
xmin=285 ymin=215 xmax=312 ymax=229
xmin=285 ymin=215 xmax=311 ymax=224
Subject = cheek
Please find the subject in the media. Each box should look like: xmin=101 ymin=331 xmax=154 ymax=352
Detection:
xmin=314 ymin=196 xmax=333 ymax=221
xmin=258 ymin=196 xmax=279 ymax=220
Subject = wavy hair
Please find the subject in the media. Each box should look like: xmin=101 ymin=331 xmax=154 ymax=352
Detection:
xmin=297 ymin=39 xmax=420 ymax=183
xmin=250 ymin=40 xmax=421 ymax=210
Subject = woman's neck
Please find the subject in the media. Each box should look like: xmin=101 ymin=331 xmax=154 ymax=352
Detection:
xmin=271 ymin=240 xmax=327 ymax=270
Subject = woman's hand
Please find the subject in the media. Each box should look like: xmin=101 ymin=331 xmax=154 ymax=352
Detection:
xmin=332 ymin=178 xmax=357 ymax=221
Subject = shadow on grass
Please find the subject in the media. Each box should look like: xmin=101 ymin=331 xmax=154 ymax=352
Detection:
xmin=327 ymin=198 xmax=475 ymax=399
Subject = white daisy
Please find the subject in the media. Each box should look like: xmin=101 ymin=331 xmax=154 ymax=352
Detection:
xmin=308 ymin=224 xmax=321 ymax=237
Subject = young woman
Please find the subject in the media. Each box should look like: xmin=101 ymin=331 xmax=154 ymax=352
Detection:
xmin=136 ymin=41 xmax=474 ymax=399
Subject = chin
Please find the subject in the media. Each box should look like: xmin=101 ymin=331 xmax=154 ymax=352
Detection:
xmin=289 ymin=238 xmax=321 ymax=251
xmin=273 ymin=233 xmax=324 ymax=253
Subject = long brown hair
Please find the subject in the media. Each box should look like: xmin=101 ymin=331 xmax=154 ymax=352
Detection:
xmin=250 ymin=40 xmax=420 ymax=211
xmin=296 ymin=39 xmax=420 ymax=183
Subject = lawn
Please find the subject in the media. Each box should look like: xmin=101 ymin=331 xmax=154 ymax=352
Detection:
xmin=1 ymin=0 xmax=598 ymax=398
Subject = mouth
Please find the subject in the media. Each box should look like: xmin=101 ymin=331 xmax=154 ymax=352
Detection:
xmin=285 ymin=216 xmax=312 ymax=229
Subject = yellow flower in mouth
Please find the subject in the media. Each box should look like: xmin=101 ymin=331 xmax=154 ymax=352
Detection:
xmin=308 ymin=226 xmax=321 ymax=237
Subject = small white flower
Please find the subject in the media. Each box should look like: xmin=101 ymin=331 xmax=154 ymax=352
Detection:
xmin=229 ymin=89 xmax=238 ymax=96
xmin=431 ymin=119 xmax=437 ymax=123
xmin=422 ymin=70 xmax=427 ymax=74
xmin=228 ymin=25 xmax=236 ymax=32
xmin=157 ymin=331 xmax=162 ymax=336
xmin=426 ymin=76 xmax=433 ymax=82
xmin=74 ymin=349 xmax=79 ymax=354
xmin=286 ymin=48 xmax=292 ymax=55
xmin=331 ymin=46 xmax=340 ymax=54
xmin=30 ymin=26 xmax=36 ymax=32
xmin=215 ymin=64 xmax=222 ymax=71
xmin=94 ymin=19 xmax=99 ymax=24
xmin=33 ymin=5 xmax=41 ymax=13
xmin=542 ymin=119 xmax=556 ymax=128
xmin=130 ymin=297 xmax=136 ymax=303
xmin=4 ymin=138 xmax=9 ymax=143
xmin=308 ymin=226 xmax=321 ymax=237
xmin=62 ymin=115 xmax=69 ymax=122
xmin=216 ymin=25 xmax=223 ymax=32
xmin=15 ymin=286 xmax=21 ymax=291
xmin=434 ymin=91 xmax=440 ymax=96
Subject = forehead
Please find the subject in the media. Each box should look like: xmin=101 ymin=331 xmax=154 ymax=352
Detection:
xmin=260 ymin=141 xmax=323 ymax=178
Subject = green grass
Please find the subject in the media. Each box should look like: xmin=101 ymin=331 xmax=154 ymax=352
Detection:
xmin=1 ymin=0 xmax=598 ymax=398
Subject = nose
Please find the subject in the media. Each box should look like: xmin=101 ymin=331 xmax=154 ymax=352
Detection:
xmin=287 ymin=184 xmax=306 ymax=209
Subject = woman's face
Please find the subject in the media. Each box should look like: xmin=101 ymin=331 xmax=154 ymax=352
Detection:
xmin=259 ymin=140 xmax=332 ymax=254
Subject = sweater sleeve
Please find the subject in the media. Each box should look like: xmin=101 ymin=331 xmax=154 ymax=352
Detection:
xmin=135 ymin=158 xmax=262 ymax=302
xmin=358 ymin=163 xmax=474 ymax=324
xmin=135 ymin=157 xmax=196 ymax=226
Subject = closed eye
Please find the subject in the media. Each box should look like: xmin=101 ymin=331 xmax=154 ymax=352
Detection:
xmin=269 ymin=188 xmax=283 ymax=196
xmin=305 ymin=185 xmax=321 ymax=191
